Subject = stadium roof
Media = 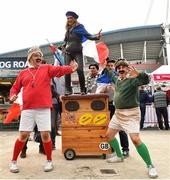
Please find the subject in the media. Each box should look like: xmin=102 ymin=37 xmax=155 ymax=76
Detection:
xmin=0 ymin=24 xmax=167 ymax=66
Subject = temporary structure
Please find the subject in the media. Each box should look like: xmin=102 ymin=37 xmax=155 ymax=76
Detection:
xmin=152 ymin=65 xmax=170 ymax=81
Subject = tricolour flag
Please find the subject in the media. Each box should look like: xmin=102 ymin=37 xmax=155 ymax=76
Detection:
xmin=49 ymin=44 xmax=65 ymax=66
xmin=83 ymin=40 xmax=109 ymax=64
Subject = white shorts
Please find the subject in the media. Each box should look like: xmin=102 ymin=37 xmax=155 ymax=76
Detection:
xmin=19 ymin=108 xmax=51 ymax=132
xmin=108 ymin=107 xmax=140 ymax=133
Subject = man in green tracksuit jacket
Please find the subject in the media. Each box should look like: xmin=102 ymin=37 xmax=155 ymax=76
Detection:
xmin=105 ymin=58 xmax=158 ymax=179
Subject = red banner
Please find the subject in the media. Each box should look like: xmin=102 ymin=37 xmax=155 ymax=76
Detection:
xmin=153 ymin=74 xmax=170 ymax=81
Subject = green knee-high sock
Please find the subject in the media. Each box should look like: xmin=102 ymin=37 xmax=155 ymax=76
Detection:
xmin=136 ymin=143 xmax=153 ymax=167
xmin=109 ymin=138 xmax=123 ymax=158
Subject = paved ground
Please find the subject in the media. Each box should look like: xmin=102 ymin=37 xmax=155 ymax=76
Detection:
xmin=0 ymin=129 xmax=170 ymax=180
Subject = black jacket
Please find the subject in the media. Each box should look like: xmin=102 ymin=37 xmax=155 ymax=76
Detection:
xmin=63 ymin=24 xmax=99 ymax=53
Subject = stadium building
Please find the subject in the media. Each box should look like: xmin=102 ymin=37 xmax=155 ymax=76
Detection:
xmin=0 ymin=24 xmax=169 ymax=104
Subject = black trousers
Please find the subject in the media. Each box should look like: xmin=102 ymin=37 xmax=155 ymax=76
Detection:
xmin=109 ymin=103 xmax=129 ymax=152
xmin=51 ymin=104 xmax=57 ymax=145
xmin=64 ymin=51 xmax=85 ymax=93
xmin=155 ymin=107 xmax=169 ymax=130
xmin=140 ymin=105 xmax=146 ymax=129
xmin=22 ymin=138 xmax=28 ymax=152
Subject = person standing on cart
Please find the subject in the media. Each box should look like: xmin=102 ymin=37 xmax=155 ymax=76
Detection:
xmin=60 ymin=11 xmax=102 ymax=95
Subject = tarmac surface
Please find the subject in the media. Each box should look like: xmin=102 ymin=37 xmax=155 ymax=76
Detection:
xmin=0 ymin=129 xmax=170 ymax=180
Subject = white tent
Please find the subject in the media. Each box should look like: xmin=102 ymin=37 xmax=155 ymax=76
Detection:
xmin=152 ymin=65 xmax=170 ymax=81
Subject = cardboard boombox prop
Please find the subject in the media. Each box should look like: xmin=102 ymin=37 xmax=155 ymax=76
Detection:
xmin=61 ymin=94 xmax=112 ymax=160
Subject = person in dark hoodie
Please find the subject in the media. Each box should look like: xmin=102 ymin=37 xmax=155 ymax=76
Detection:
xmin=139 ymin=85 xmax=149 ymax=129
xmin=60 ymin=11 xmax=102 ymax=95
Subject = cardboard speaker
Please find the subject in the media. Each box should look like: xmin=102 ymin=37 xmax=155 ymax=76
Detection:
xmin=61 ymin=94 xmax=109 ymax=112
xmin=91 ymin=100 xmax=105 ymax=111
xmin=65 ymin=101 xmax=79 ymax=111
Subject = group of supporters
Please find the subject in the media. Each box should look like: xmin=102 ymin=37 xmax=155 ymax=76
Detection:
xmin=7 ymin=10 xmax=160 ymax=179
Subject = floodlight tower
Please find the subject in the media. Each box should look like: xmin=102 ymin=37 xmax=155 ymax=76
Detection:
xmin=164 ymin=0 xmax=170 ymax=65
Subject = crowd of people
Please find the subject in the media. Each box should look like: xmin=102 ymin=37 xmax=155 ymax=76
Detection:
xmin=138 ymin=84 xmax=170 ymax=130
xmin=7 ymin=10 xmax=170 ymax=179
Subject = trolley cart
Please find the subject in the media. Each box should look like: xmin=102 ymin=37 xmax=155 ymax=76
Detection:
xmin=61 ymin=94 xmax=112 ymax=160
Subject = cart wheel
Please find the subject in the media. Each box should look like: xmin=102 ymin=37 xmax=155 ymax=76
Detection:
xmin=64 ymin=149 xmax=76 ymax=160
xmin=102 ymin=154 xmax=106 ymax=159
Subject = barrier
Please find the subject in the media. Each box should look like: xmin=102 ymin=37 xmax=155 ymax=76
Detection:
xmin=144 ymin=105 xmax=170 ymax=128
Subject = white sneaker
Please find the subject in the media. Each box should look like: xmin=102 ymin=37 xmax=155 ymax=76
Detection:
xmin=44 ymin=160 xmax=54 ymax=172
xmin=9 ymin=161 xmax=19 ymax=173
xmin=106 ymin=152 xmax=117 ymax=159
xmin=148 ymin=165 xmax=158 ymax=178
xmin=107 ymin=156 xmax=124 ymax=163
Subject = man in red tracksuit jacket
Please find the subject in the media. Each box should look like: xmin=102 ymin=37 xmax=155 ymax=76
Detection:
xmin=9 ymin=46 xmax=78 ymax=173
